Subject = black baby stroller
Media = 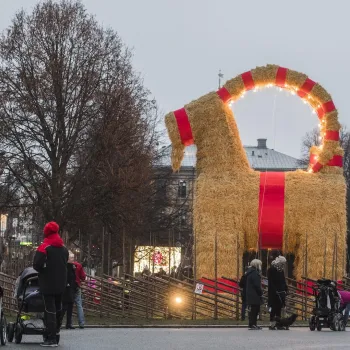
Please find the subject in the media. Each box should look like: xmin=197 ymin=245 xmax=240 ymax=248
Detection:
xmin=309 ymin=279 xmax=344 ymax=332
xmin=7 ymin=267 xmax=60 ymax=344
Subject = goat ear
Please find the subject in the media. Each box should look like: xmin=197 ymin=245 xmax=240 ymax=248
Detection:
xmin=165 ymin=111 xmax=185 ymax=171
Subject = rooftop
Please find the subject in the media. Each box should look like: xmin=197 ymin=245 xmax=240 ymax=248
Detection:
xmin=158 ymin=139 xmax=304 ymax=171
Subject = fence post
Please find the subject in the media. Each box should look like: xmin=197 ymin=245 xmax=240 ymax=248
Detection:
xmin=99 ymin=277 xmax=103 ymax=318
xmin=214 ymin=229 xmax=218 ymax=320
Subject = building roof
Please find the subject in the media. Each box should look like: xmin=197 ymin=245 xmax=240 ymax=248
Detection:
xmin=158 ymin=139 xmax=304 ymax=171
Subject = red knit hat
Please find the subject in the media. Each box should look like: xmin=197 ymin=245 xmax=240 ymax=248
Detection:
xmin=43 ymin=221 xmax=59 ymax=237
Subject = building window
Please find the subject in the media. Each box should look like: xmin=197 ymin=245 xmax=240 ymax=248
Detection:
xmin=178 ymin=180 xmax=187 ymax=198
xmin=156 ymin=179 xmax=167 ymax=196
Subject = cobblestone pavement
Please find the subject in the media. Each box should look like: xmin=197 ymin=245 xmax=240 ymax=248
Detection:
xmin=6 ymin=327 xmax=350 ymax=349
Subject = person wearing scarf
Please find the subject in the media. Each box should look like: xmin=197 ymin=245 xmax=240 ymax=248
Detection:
xmin=267 ymin=254 xmax=288 ymax=330
xmin=33 ymin=222 xmax=69 ymax=347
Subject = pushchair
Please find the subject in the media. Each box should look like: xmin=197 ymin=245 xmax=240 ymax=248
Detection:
xmin=7 ymin=267 xmax=60 ymax=344
xmin=309 ymin=279 xmax=345 ymax=331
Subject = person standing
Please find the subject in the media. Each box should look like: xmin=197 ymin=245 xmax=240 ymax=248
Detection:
xmin=62 ymin=251 xmax=77 ymax=330
xmin=73 ymin=256 xmax=86 ymax=329
xmin=245 ymin=259 xmax=263 ymax=330
xmin=33 ymin=221 xmax=68 ymax=347
xmin=267 ymin=254 xmax=288 ymax=330
xmin=339 ymin=290 xmax=350 ymax=327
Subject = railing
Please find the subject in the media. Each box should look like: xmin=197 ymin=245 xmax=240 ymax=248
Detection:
xmin=1 ymin=271 xmax=349 ymax=321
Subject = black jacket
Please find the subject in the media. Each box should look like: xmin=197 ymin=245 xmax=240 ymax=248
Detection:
xmin=33 ymin=233 xmax=68 ymax=295
xmin=62 ymin=263 xmax=77 ymax=303
xmin=245 ymin=267 xmax=263 ymax=305
xmin=267 ymin=266 xmax=288 ymax=307
xmin=239 ymin=273 xmax=247 ymax=302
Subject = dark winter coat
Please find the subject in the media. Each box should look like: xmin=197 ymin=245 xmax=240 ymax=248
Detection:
xmin=245 ymin=267 xmax=263 ymax=305
xmin=267 ymin=266 xmax=288 ymax=307
xmin=33 ymin=233 xmax=69 ymax=295
xmin=62 ymin=263 xmax=77 ymax=304
xmin=239 ymin=274 xmax=247 ymax=303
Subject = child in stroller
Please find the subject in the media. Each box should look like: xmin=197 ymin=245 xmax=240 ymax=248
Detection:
xmin=7 ymin=267 xmax=61 ymax=345
xmin=309 ymin=279 xmax=345 ymax=332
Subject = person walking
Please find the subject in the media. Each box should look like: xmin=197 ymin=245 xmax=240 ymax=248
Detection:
xmin=245 ymin=259 xmax=263 ymax=330
xmin=267 ymin=254 xmax=288 ymax=330
xmin=62 ymin=251 xmax=77 ymax=330
xmin=73 ymin=256 xmax=86 ymax=329
xmin=33 ymin=221 xmax=68 ymax=347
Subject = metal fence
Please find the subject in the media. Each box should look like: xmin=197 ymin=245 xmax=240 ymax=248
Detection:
xmin=1 ymin=271 xmax=349 ymax=321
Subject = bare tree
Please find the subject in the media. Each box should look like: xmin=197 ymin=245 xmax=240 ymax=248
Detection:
xmin=0 ymin=0 xmax=157 ymax=231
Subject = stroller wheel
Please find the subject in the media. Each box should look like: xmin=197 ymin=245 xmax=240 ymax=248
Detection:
xmin=15 ymin=324 xmax=22 ymax=344
xmin=0 ymin=314 xmax=7 ymax=345
xmin=7 ymin=323 xmax=14 ymax=343
xmin=309 ymin=316 xmax=316 ymax=331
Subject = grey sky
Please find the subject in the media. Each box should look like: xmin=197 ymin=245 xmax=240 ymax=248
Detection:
xmin=1 ymin=0 xmax=349 ymax=158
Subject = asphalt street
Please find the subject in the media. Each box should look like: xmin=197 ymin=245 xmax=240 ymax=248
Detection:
xmin=6 ymin=327 xmax=350 ymax=349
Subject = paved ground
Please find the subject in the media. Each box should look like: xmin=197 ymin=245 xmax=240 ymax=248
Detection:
xmin=6 ymin=327 xmax=350 ymax=349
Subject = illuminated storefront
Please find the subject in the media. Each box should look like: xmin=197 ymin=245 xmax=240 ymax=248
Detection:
xmin=134 ymin=246 xmax=181 ymax=275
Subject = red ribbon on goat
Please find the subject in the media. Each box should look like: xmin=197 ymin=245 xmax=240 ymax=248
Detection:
xmin=173 ymin=108 xmax=194 ymax=146
xmin=217 ymin=87 xmax=232 ymax=103
xmin=297 ymin=78 xmax=316 ymax=98
xmin=324 ymin=130 xmax=340 ymax=141
xmin=327 ymin=155 xmax=343 ymax=167
xmin=275 ymin=67 xmax=287 ymax=87
xmin=241 ymin=71 xmax=255 ymax=90
xmin=258 ymin=172 xmax=285 ymax=250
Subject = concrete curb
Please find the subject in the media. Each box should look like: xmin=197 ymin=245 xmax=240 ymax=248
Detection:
xmin=75 ymin=324 xmax=309 ymax=329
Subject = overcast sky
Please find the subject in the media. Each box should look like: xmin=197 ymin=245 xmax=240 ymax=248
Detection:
xmin=1 ymin=0 xmax=349 ymax=158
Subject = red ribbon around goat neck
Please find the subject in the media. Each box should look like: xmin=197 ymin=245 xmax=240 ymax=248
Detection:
xmin=275 ymin=67 xmax=287 ymax=87
xmin=241 ymin=71 xmax=255 ymax=90
xmin=173 ymin=108 xmax=194 ymax=146
xmin=258 ymin=172 xmax=285 ymax=250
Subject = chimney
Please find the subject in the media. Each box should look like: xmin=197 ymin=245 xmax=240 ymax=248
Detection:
xmin=257 ymin=138 xmax=267 ymax=149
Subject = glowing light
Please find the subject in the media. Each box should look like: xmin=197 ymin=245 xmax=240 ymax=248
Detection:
xmin=308 ymin=169 xmax=313 ymax=173
xmin=267 ymin=83 xmax=273 ymax=88
xmin=175 ymin=297 xmax=182 ymax=304
xmin=291 ymin=91 xmax=296 ymax=95
xmin=303 ymin=100 xmax=307 ymax=104
xmin=318 ymin=124 xmax=321 ymax=128
xmin=278 ymin=87 xmax=282 ymax=91
xmin=312 ymin=110 xmax=316 ymax=114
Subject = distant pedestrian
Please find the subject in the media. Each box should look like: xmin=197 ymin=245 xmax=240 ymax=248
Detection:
xmin=245 ymin=259 xmax=263 ymax=330
xmin=62 ymin=251 xmax=77 ymax=330
xmin=339 ymin=290 xmax=350 ymax=327
xmin=73 ymin=256 xmax=86 ymax=329
xmin=268 ymin=254 xmax=288 ymax=330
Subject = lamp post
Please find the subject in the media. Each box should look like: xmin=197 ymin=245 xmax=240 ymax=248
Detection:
xmin=218 ymin=70 xmax=224 ymax=89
